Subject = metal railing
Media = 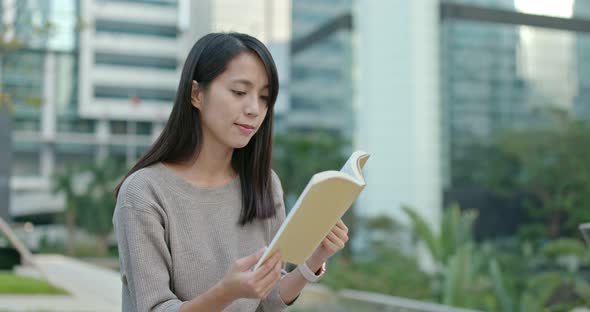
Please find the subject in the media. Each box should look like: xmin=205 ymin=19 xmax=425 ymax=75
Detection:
xmin=291 ymin=285 xmax=484 ymax=312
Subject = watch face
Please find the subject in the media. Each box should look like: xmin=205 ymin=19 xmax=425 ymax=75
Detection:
xmin=580 ymin=223 xmax=590 ymax=247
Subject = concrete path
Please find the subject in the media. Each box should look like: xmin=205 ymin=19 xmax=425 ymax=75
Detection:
xmin=0 ymin=254 xmax=121 ymax=312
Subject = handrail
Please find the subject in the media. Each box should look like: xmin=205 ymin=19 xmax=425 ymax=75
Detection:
xmin=0 ymin=217 xmax=48 ymax=280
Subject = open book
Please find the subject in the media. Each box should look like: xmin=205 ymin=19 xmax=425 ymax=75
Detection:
xmin=254 ymin=150 xmax=370 ymax=271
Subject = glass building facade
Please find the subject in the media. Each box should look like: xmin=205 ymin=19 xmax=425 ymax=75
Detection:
xmin=289 ymin=0 xmax=354 ymax=137
xmin=2 ymin=0 xmax=168 ymax=220
xmin=3 ymin=0 xmax=288 ymax=221
xmin=2 ymin=0 xmax=79 ymax=179
xmin=440 ymin=0 xmax=590 ymax=237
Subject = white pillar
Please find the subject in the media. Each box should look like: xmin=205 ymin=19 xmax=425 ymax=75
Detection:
xmin=354 ymin=0 xmax=441 ymax=231
xmin=41 ymin=53 xmax=56 ymax=180
xmin=126 ymin=121 xmax=136 ymax=166
xmin=96 ymin=119 xmax=109 ymax=161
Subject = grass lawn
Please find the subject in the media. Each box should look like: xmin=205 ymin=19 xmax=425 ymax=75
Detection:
xmin=0 ymin=271 xmax=68 ymax=295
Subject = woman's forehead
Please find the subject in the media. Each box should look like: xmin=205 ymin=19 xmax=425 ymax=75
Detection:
xmin=221 ymin=52 xmax=269 ymax=87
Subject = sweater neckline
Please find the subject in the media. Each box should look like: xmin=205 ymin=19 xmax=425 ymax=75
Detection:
xmin=154 ymin=162 xmax=241 ymax=202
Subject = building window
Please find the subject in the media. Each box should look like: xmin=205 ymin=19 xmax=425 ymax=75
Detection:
xmin=95 ymin=53 xmax=178 ymax=70
xmin=12 ymin=151 xmax=40 ymax=177
xmin=95 ymin=86 xmax=176 ymax=102
xmin=100 ymin=0 xmax=177 ymax=6
xmin=13 ymin=115 xmax=41 ymax=132
xmin=2 ymin=51 xmax=44 ymax=114
xmin=57 ymin=118 xmax=96 ymax=134
xmin=109 ymin=121 xmax=152 ymax=135
xmin=95 ymin=20 xmax=178 ymax=38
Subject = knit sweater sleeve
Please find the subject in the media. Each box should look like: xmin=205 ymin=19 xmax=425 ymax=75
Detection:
xmin=113 ymin=174 xmax=184 ymax=312
xmin=257 ymin=170 xmax=295 ymax=311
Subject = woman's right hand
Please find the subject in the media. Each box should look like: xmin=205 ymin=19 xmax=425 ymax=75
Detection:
xmin=220 ymin=247 xmax=283 ymax=300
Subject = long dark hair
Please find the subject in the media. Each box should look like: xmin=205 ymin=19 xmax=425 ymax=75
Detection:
xmin=114 ymin=32 xmax=279 ymax=225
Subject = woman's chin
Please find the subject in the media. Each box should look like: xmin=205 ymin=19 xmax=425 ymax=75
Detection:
xmin=231 ymin=139 xmax=251 ymax=149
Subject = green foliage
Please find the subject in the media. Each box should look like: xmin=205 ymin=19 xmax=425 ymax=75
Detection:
xmin=489 ymin=259 xmax=513 ymax=312
xmin=316 ymin=211 xmax=432 ymax=301
xmin=403 ymin=204 xmax=478 ymax=271
xmin=51 ymin=164 xmax=79 ymax=255
xmin=477 ymin=112 xmax=590 ymax=239
xmin=403 ymin=206 xmax=493 ymax=309
xmin=441 ymin=243 xmax=493 ymax=308
xmin=320 ymin=249 xmax=432 ymax=300
xmin=51 ymin=158 xmax=127 ymax=257
xmin=403 ymin=205 xmax=590 ymax=311
xmin=402 ymin=206 xmax=442 ymax=264
xmin=78 ymin=160 xmax=125 ymax=236
xmin=272 ymin=131 xmax=349 ymax=206
xmin=541 ymin=238 xmax=587 ymax=259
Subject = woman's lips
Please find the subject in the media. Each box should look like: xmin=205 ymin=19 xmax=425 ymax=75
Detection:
xmin=235 ymin=123 xmax=255 ymax=135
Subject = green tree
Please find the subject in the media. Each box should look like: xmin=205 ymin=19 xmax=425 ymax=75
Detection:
xmin=320 ymin=213 xmax=432 ymax=300
xmin=402 ymin=205 xmax=493 ymax=309
xmin=77 ymin=159 xmax=125 ymax=256
xmin=486 ymin=111 xmax=590 ymax=239
xmin=402 ymin=204 xmax=478 ymax=271
xmin=404 ymin=205 xmax=590 ymax=311
xmin=51 ymin=164 xmax=79 ymax=256
xmin=488 ymin=238 xmax=590 ymax=312
xmin=272 ymin=131 xmax=349 ymax=204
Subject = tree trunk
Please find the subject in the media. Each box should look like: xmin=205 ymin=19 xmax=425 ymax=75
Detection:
xmin=0 ymin=108 xmax=11 ymax=222
xmin=65 ymin=211 xmax=77 ymax=256
xmin=548 ymin=211 xmax=562 ymax=238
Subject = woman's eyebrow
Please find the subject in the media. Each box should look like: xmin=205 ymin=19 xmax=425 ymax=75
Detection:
xmin=231 ymin=79 xmax=253 ymax=86
xmin=231 ymin=79 xmax=268 ymax=89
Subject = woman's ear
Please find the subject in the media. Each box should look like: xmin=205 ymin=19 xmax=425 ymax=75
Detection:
xmin=191 ymin=80 xmax=203 ymax=110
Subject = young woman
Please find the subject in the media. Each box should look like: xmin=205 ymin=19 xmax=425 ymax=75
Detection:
xmin=112 ymin=33 xmax=350 ymax=312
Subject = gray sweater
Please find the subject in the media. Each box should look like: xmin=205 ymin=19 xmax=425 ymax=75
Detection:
xmin=113 ymin=163 xmax=290 ymax=312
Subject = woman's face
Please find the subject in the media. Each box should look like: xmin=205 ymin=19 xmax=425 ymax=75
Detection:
xmin=192 ymin=52 xmax=270 ymax=150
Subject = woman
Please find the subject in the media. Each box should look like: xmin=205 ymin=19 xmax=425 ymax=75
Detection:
xmin=113 ymin=32 xmax=349 ymax=312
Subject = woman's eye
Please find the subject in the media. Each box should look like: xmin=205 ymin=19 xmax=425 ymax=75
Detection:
xmin=260 ymin=96 xmax=269 ymax=103
xmin=232 ymin=90 xmax=246 ymax=96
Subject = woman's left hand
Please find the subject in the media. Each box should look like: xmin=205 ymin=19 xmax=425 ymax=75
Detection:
xmin=310 ymin=219 xmax=349 ymax=263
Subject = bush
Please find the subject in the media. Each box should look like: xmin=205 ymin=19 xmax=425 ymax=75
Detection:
xmin=0 ymin=247 xmax=20 ymax=270
xmin=320 ymin=248 xmax=433 ymax=300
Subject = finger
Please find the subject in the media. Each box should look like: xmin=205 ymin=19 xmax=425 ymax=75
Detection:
xmin=261 ymin=259 xmax=282 ymax=287
xmin=236 ymin=247 xmax=266 ymax=270
xmin=331 ymin=225 xmax=348 ymax=241
xmin=322 ymin=235 xmax=341 ymax=251
xmin=336 ymin=220 xmax=348 ymax=233
xmin=251 ymin=254 xmax=278 ymax=280
xmin=259 ymin=260 xmax=283 ymax=297
xmin=253 ymin=251 xmax=281 ymax=280
xmin=253 ymin=259 xmax=281 ymax=299
xmin=326 ymin=232 xmax=346 ymax=249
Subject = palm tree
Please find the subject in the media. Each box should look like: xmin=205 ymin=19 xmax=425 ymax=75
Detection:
xmin=51 ymin=165 xmax=79 ymax=256
xmin=78 ymin=159 xmax=125 ymax=256
xmin=402 ymin=205 xmax=488 ymax=308
xmin=402 ymin=204 xmax=478 ymax=269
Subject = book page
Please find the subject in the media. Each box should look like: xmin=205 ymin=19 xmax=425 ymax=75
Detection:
xmin=340 ymin=151 xmax=369 ymax=184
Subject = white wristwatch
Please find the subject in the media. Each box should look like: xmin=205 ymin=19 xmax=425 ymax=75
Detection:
xmin=298 ymin=261 xmax=326 ymax=283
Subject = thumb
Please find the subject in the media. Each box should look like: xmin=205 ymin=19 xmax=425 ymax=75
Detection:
xmin=236 ymin=247 xmax=266 ymax=270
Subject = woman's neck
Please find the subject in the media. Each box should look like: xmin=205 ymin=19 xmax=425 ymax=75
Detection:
xmin=168 ymin=143 xmax=236 ymax=189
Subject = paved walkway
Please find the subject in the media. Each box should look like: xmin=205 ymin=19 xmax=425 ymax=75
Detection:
xmin=0 ymin=254 xmax=121 ymax=312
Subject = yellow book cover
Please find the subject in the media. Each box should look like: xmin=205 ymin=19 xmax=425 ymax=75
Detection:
xmin=254 ymin=150 xmax=370 ymax=270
